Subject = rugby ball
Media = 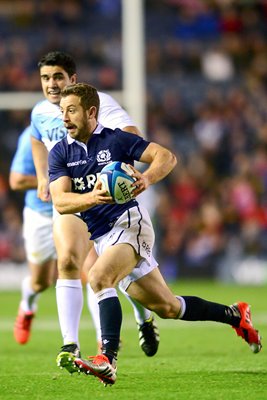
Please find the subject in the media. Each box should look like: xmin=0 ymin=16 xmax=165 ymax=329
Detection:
xmin=99 ymin=161 xmax=136 ymax=204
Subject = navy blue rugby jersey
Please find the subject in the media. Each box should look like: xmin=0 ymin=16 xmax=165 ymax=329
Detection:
xmin=48 ymin=124 xmax=150 ymax=239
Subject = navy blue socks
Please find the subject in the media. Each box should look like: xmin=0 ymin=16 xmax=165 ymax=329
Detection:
xmin=98 ymin=296 xmax=122 ymax=363
xmin=180 ymin=296 xmax=240 ymax=327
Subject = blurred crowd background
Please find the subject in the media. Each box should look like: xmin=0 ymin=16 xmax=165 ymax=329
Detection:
xmin=1 ymin=0 xmax=267 ymax=284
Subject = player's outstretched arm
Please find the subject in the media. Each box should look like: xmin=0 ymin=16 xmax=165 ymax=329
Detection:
xmin=9 ymin=171 xmax=37 ymax=191
xmin=31 ymin=136 xmax=51 ymax=202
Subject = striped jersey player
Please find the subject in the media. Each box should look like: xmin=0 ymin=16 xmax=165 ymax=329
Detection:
xmin=10 ymin=126 xmax=56 ymax=346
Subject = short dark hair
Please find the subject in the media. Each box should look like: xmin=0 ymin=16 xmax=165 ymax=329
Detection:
xmin=38 ymin=51 xmax=76 ymax=77
xmin=61 ymin=83 xmax=100 ymax=118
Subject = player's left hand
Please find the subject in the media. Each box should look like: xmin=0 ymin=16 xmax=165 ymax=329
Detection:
xmin=127 ymin=164 xmax=149 ymax=197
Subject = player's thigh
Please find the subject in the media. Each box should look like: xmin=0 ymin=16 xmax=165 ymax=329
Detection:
xmin=127 ymin=267 xmax=177 ymax=311
xmin=90 ymin=243 xmax=141 ymax=288
xmin=53 ymin=214 xmax=90 ymax=261
xmin=23 ymin=207 xmax=56 ymax=264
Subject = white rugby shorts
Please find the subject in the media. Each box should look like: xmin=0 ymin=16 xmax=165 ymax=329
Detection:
xmin=94 ymin=204 xmax=158 ymax=290
xmin=23 ymin=206 xmax=57 ymax=264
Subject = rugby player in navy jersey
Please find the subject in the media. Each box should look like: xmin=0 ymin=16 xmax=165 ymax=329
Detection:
xmin=48 ymin=83 xmax=262 ymax=386
xmin=29 ymin=51 xmax=159 ymax=356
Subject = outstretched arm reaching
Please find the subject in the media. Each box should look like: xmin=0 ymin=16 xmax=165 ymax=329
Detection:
xmin=31 ymin=136 xmax=51 ymax=202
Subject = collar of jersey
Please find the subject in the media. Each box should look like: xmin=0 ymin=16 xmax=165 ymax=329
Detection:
xmin=67 ymin=123 xmax=104 ymax=145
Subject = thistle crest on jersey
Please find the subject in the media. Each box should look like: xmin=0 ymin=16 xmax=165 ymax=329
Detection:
xmin=97 ymin=149 xmax=112 ymax=164
xmin=100 ymin=161 xmax=136 ymax=204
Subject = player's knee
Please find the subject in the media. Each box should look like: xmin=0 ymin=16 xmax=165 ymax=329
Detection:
xmin=31 ymin=280 xmax=51 ymax=293
xmin=88 ymin=269 xmax=115 ymax=293
xmin=153 ymin=302 xmax=180 ymax=319
xmin=57 ymin=252 xmax=80 ymax=275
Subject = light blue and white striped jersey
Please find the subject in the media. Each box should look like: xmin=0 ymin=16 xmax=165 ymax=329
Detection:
xmin=31 ymin=91 xmax=135 ymax=151
xmin=10 ymin=126 xmax=53 ymax=215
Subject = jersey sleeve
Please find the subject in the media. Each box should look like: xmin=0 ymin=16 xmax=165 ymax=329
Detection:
xmin=10 ymin=126 xmax=36 ymax=175
xmin=98 ymin=92 xmax=135 ymax=130
xmin=48 ymin=142 xmax=69 ymax=183
xmin=30 ymin=107 xmax=43 ymax=141
xmin=115 ymin=129 xmax=150 ymax=160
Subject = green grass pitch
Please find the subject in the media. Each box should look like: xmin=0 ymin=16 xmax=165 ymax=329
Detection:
xmin=1 ymin=280 xmax=266 ymax=400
